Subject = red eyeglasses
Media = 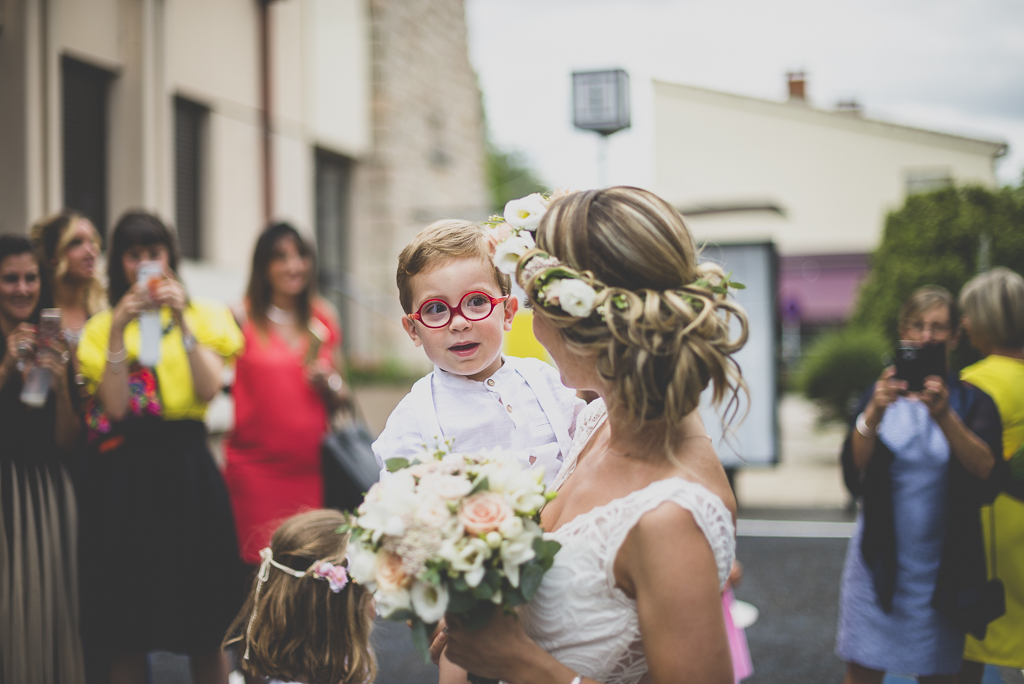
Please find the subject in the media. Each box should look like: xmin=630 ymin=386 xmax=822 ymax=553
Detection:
xmin=408 ymin=291 xmax=510 ymax=329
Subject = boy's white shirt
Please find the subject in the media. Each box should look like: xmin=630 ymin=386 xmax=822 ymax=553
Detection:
xmin=372 ymin=356 xmax=585 ymax=485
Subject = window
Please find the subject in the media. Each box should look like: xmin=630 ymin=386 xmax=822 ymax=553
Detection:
xmin=906 ymin=168 xmax=953 ymax=196
xmin=62 ymin=57 xmax=113 ymax=235
xmin=315 ymin=150 xmax=354 ymax=344
xmin=174 ymin=97 xmax=206 ymax=260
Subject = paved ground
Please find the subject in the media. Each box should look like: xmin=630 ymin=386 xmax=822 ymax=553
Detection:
xmin=149 ymin=393 xmax=1023 ymax=683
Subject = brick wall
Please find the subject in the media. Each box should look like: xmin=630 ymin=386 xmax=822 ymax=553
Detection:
xmin=348 ymin=0 xmax=489 ymax=365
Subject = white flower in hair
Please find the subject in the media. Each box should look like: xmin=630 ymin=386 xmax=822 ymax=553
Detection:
xmin=551 ymin=278 xmax=597 ymax=317
xmin=493 ymin=231 xmax=536 ymax=275
xmin=504 ymin=194 xmax=547 ymax=232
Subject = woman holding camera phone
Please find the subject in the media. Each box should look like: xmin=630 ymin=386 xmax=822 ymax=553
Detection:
xmin=836 ymin=286 xmax=1005 ymax=684
xmin=76 ymin=212 xmax=244 ymax=684
xmin=0 ymin=235 xmax=85 ymax=683
xmin=957 ymin=268 xmax=1024 ymax=683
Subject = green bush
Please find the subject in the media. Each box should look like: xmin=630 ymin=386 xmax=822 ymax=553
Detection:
xmin=346 ymin=358 xmax=425 ymax=387
xmin=851 ymin=185 xmax=1024 ymax=343
xmin=799 ymin=328 xmax=890 ymax=422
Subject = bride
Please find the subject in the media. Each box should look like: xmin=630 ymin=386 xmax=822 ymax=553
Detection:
xmin=434 ymin=187 xmax=748 ymax=684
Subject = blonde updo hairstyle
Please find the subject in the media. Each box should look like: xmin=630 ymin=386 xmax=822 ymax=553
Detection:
xmin=524 ymin=187 xmax=748 ymax=427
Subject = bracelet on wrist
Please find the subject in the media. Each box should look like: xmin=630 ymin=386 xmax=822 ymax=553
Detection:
xmin=182 ymin=331 xmax=198 ymax=354
xmin=327 ymin=373 xmax=344 ymax=393
xmin=855 ymin=412 xmax=876 ymax=438
xmin=106 ymin=346 xmax=128 ymax=365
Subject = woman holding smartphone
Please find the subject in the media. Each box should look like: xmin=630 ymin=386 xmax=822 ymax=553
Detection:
xmin=0 ymin=235 xmax=85 ymax=684
xmin=836 ymin=286 xmax=1005 ymax=684
xmin=76 ymin=212 xmax=244 ymax=684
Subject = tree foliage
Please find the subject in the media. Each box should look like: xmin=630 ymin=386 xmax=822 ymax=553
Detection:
xmin=851 ymin=185 xmax=1024 ymax=343
xmin=485 ymin=144 xmax=547 ymax=214
xmin=800 ymin=180 xmax=1024 ymax=421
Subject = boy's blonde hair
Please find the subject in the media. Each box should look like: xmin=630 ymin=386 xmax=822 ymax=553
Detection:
xmin=396 ymin=219 xmax=511 ymax=313
xmin=223 ymin=510 xmax=376 ymax=684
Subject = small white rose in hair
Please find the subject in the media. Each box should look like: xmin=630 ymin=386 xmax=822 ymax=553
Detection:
xmin=554 ymin=279 xmax=597 ymax=317
xmin=504 ymin=194 xmax=547 ymax=232
xmin=493 ymin=232 xmax=536 ymax=275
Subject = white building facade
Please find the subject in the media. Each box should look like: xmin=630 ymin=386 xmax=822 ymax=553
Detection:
xmin=653 ymin=75 xmax=1007 ymax=327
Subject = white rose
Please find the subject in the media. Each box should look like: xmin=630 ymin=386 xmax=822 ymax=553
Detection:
xmin=504 ymin=194 xmax=547 ymax=232
xmin=498 ymin=515 xmax=523 ymax=539
xmin=414 ymin=495 xmax=453 ymax=530
xmin=451 ymin=537 xmax=491 ymax=588
xmin=347 ymin=543 xmax=379 ymax=591
xmin=493 ymin=232 xmax=536 ymax=275
xmin=500 ymin=530 xmax=538 ymax=588
xmin=433 ymin=475 xmax=473 ymax=501
xmin=508 ymin=486 xmax=547 ymax=514
xmin=555 ymin=279 xmax=597 ymax=317
xmin=375 ymin=587 xmax=411 ymax=618
xmin=410 ymin=580 xmax=449 ymax=624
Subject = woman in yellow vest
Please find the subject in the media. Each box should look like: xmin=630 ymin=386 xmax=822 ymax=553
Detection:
xmin=958 ymin=267 xmax=1024 ymax=682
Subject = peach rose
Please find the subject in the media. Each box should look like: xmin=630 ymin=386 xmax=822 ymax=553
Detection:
xmin=459 ymin=491 xmax=513 ymax=536
xmin=375 ymin=550 xmax=411 ymax=591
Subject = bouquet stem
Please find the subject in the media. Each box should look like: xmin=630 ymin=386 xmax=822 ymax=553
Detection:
xmin=467 ymin=674 xmax=500 ymax=684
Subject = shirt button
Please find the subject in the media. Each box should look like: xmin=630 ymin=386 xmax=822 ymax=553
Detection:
xmin=487 ymin=379 xmax=495 ymax=387
xmin=506 ymin=405 xmax=513 ymax=413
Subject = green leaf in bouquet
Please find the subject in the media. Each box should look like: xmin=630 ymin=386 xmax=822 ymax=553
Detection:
xmin=519 ymin=562 xmax=544 ymax=601
xmin=383 ymin=608 xmax=416 ymax=626
xmin=451 ymin=575 xmax=469 ymax=593
xmin=472 ymin=580 xmax=495 ymax=600
xmin=410 ymin=618 xmax=433 ymax=664
xmin=468 ymin=476 xmax=490 ymax=496
xmin=531 ymin=537 xmax=562 ymax=570
xmin=460 ymin=602 xmax=497 ymax=631
xmin=502 ymin=585 xmax=527 ymax=608
xmin=385 ymin=457 xmax=411 ymax=472
xmin=447 ymin=587 xmax=476 ymax=613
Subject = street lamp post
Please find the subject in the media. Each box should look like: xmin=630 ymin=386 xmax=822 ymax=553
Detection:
xmin=572 ymin=69 xmax=631 ymax=188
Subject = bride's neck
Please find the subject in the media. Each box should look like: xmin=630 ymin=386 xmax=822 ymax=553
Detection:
xmin=602 ymin=396 xmax=706 ymax=462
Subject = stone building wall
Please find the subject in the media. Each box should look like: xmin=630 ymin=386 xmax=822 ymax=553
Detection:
xmin=348 ymin=0 xmax=489 ymax=366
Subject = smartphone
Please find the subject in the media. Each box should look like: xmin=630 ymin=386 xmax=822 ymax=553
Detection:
xmin=137 ymin=261 xmax=164 ymax=367
xmin=894 ymin=342 xmax=946 ymax=393
xmin=37 ymin=308 xmax=62 ymax=353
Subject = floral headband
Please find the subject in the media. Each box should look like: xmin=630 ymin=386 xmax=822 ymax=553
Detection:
xmin=485 ymin=192 xmax=745 ymax=320
xmin=244 ymin=546 xmax=350 ymax=660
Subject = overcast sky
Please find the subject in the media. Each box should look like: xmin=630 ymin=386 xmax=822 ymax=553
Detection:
xmin=465 ymin=0 xmax=1024 ymax=193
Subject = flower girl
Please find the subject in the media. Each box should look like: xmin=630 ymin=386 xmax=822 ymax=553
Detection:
xmin=223 ymin=510 xmax=376 ymax=684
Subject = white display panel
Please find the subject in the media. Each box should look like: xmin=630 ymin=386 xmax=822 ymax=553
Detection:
xmin=697 ymin=243 xmax=779 ymax=467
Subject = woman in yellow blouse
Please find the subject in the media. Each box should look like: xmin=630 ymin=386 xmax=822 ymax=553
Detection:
xmin=76 ymin=212 xmax=244 ymax=684
xmin=958 ymin=267 xmax=1024 ymax=683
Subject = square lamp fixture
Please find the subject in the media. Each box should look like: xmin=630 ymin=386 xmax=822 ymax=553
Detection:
xmin=572 ymin=69 xmax=630 ymax=136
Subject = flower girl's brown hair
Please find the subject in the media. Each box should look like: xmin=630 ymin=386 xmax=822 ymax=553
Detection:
xmin=223 ymin=509 xmax=376 ymax=684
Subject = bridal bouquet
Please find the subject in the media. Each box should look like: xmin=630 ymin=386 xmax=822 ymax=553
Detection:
xmin=343 ymin=446 xmax=561 ymax=662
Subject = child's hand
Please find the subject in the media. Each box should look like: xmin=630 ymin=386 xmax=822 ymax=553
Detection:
xmin=428 ymin=618 xmax=448 ymax=666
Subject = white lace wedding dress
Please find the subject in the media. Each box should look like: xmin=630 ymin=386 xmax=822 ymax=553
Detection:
xmin=517 ymin=399 xmax=736 ymax=684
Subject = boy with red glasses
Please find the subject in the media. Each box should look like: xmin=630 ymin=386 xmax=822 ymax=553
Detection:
xmin=371 ymin=220 xmax=585 ymax=484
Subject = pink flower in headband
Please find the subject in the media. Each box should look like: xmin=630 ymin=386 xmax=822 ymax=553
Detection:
xmin=314 ymin=561 xmax=349 ymax=593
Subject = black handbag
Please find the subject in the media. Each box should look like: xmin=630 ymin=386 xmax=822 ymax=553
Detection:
xmin=321 ymin=406 xmax=380 ymax=512
xmin=935 ymin=505 xmax=1005 ymax=640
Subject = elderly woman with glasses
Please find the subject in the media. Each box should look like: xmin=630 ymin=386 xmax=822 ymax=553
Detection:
xmin=836 ymin=285 xmax=1007 ymax=684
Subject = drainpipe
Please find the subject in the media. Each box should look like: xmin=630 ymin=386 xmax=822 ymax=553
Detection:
xmin=258 ymin=0 xmax=274 ymax=224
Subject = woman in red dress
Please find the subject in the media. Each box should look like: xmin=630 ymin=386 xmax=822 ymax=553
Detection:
xmin=225 ymin=223 xmax=350 ymax=566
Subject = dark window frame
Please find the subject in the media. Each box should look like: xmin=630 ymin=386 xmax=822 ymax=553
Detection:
xmin=174 ymin=96 xmax=208 ymax=260
xmin=62 ymin=56 xmax=114 ymax=236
